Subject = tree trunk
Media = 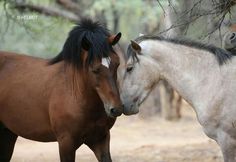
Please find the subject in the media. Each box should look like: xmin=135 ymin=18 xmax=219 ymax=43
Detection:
xmin=159 ymin=0 xmax=194 ymax=121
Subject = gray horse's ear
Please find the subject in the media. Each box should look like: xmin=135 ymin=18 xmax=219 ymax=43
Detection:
xmin=130 ymin=40 xmax=141 ymax=54
xmin=223 ymin=32 xmax=236 ymax=50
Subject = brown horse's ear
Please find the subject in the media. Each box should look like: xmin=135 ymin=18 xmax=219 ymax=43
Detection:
xmin=109 ymin=53 xmax=120 ymax=80
xmin=108 ymin=32 xmax=122 ymax=45
xmin=82 ymin=36 xmax=91 ymax=51
xmin=130 ymin=40 xmax=141 ymax=54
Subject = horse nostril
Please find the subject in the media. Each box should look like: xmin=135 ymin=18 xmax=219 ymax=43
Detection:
xmin=133 ymin=96 xmax=139 ymax=102
xmin=110 ymin=108 xmax=122 ymax=117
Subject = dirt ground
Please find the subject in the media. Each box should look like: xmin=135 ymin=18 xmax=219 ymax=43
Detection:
xmin=11 ymin=104 xmax=223 ymax=162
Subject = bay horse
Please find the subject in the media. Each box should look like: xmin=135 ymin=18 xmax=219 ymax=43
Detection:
xmin=0 ymin=19 xmax=123 ymax=162
xmin=117 ymin=35 xmax=236 ymax=162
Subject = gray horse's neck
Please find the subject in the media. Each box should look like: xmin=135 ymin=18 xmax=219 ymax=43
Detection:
xmin=141 ymin=40 xmax=223 ymax=121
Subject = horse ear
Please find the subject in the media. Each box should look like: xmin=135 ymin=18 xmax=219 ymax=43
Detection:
xmin=81 ymin=36 xmax=91 ymax=51
xmin=113 ymin=45 xmax=126 ymax=66
xmin=108 ymin=32 xmax=122 ymax=45
xmin=223 ymin=32 xmax=236 ymax=50
xmin=130 ymin=40 xmax=141 ymax=53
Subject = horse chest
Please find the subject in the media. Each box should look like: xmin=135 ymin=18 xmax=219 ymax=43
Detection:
xmin=82 ymin=117 xmax=115 ymax=143
xmin=199 ymin=105 xmax=236 ymax=140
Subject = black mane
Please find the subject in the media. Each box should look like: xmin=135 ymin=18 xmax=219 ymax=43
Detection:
xmin=129 ymin=35 xmax=235 ymax=65
xmin=49 ymin=18 xmax=114 ymax=67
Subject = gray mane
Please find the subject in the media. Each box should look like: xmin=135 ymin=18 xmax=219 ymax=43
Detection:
xmin=130 ymin=35 xmax=235 ymax=65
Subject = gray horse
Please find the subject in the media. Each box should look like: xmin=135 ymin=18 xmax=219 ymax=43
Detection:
xmin=117 ymin=33 xmax=236 ymax=162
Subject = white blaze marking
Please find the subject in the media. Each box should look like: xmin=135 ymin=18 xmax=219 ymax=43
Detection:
xmin=102 ymin=58 xmax=110 ymax=68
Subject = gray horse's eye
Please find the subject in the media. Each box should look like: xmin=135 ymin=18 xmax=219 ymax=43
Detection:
xmin=126 ymin=66 xmax=133 ymax=73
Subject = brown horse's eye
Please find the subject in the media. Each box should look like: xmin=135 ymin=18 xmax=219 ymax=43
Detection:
xmin=92 ymin=68 xmax=100 ymax=74
xmin=126 ymin=66 xmax=133 ymax=73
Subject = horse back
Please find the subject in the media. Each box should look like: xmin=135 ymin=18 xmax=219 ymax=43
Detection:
xmin=0 ymin=51 xmax=53 ymax=98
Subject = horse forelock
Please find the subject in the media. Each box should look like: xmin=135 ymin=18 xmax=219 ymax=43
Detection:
xmin=49 ymin=18 xmax=115 ymax=68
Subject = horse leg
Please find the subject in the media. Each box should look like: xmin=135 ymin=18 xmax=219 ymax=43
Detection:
xmin=87 ymin=132 xmax=112 ymax=162
xmin=175 ymin=94 xmax=182 ymax=119
xmin=57 ymin=135 xmax=77 ymax=162
xmin=217 ymin=131 xmax=236 ymax=162
xmin=0 ymin=126 xmax=18 ymax=162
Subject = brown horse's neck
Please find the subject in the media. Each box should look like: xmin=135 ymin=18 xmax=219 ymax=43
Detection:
xmin=68 ymin=67 xmax=91 ymax=94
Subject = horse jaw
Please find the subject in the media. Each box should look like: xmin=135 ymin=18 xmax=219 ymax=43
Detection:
xmin=118 ymin=53 xmax=160 ymax=115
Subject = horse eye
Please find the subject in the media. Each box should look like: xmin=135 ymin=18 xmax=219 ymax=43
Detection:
xmin=92 ymin=68 xmax=100 ymax=74
xmin=126 ymin=66 xmax=133 ymax=73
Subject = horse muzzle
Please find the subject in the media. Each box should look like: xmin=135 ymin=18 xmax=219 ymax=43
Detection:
xmin=123 ymin=103 xmax=139 ymax=115
xmin=110 ymin=105 xmax=123 ymax=117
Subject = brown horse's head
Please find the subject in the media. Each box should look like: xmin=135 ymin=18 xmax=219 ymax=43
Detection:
xmin=79 ymin=33 xmax=123 ymax=118
xmin=50 ymin=19 xmax=123 ymax=118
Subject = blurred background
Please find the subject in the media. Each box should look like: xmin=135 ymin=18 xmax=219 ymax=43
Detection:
xmin=0 ymin=0 xmax=236 ymax=161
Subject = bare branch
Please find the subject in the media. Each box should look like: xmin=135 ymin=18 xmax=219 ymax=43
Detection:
xmin=159 ymin=0 xmax=236 ymax=39
xmin=157 ymin=0 xmax=166 ymax=16
xmin=218 ymin=0 xmax=236 ymax=12
xmin=167 ymin=0 xmax=178 ymax=14
xmin=13 ymin=1 xmax=80 ymax=22
xmin=201 ymin=11 xmax=228 ymax=39
xmin=56 ymin=0 xmax=81 ymax=15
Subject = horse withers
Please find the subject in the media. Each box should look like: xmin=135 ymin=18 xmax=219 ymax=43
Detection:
xmin=0 ymin=19 xmax=123 ymax=162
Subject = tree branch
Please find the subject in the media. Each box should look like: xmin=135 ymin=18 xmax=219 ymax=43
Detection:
xmin=13 ymin=1 xmax=80 ymax=22
xmin=158 ymin=0 xmax=236 ymax=39
xmin=56 ymin=0 xmax=81 ymax=15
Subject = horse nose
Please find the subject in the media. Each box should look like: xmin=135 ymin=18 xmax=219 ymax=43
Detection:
xmin=110 ymin=106 xmax=123 ymax=117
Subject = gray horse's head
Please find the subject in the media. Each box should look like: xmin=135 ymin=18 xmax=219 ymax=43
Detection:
xmin=117 ymin=40 xmax=161 ymax=115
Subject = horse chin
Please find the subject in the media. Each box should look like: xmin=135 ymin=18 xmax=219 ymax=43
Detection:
xmin=123 ymin=104 xmax=139 ymax=115
xmin=106 ymin=113 xmax=117 ymax=118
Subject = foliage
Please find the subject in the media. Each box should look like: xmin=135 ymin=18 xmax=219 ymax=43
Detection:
xmin=0 ymin=0 xmax=167 ymax=57
xmin=1 ymin=0 xmax=235 ymax=57
xmin=90 ymin=0 xmax=166 ymax=39
xmin=0 ymin=1 xmax=73 ymax=58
